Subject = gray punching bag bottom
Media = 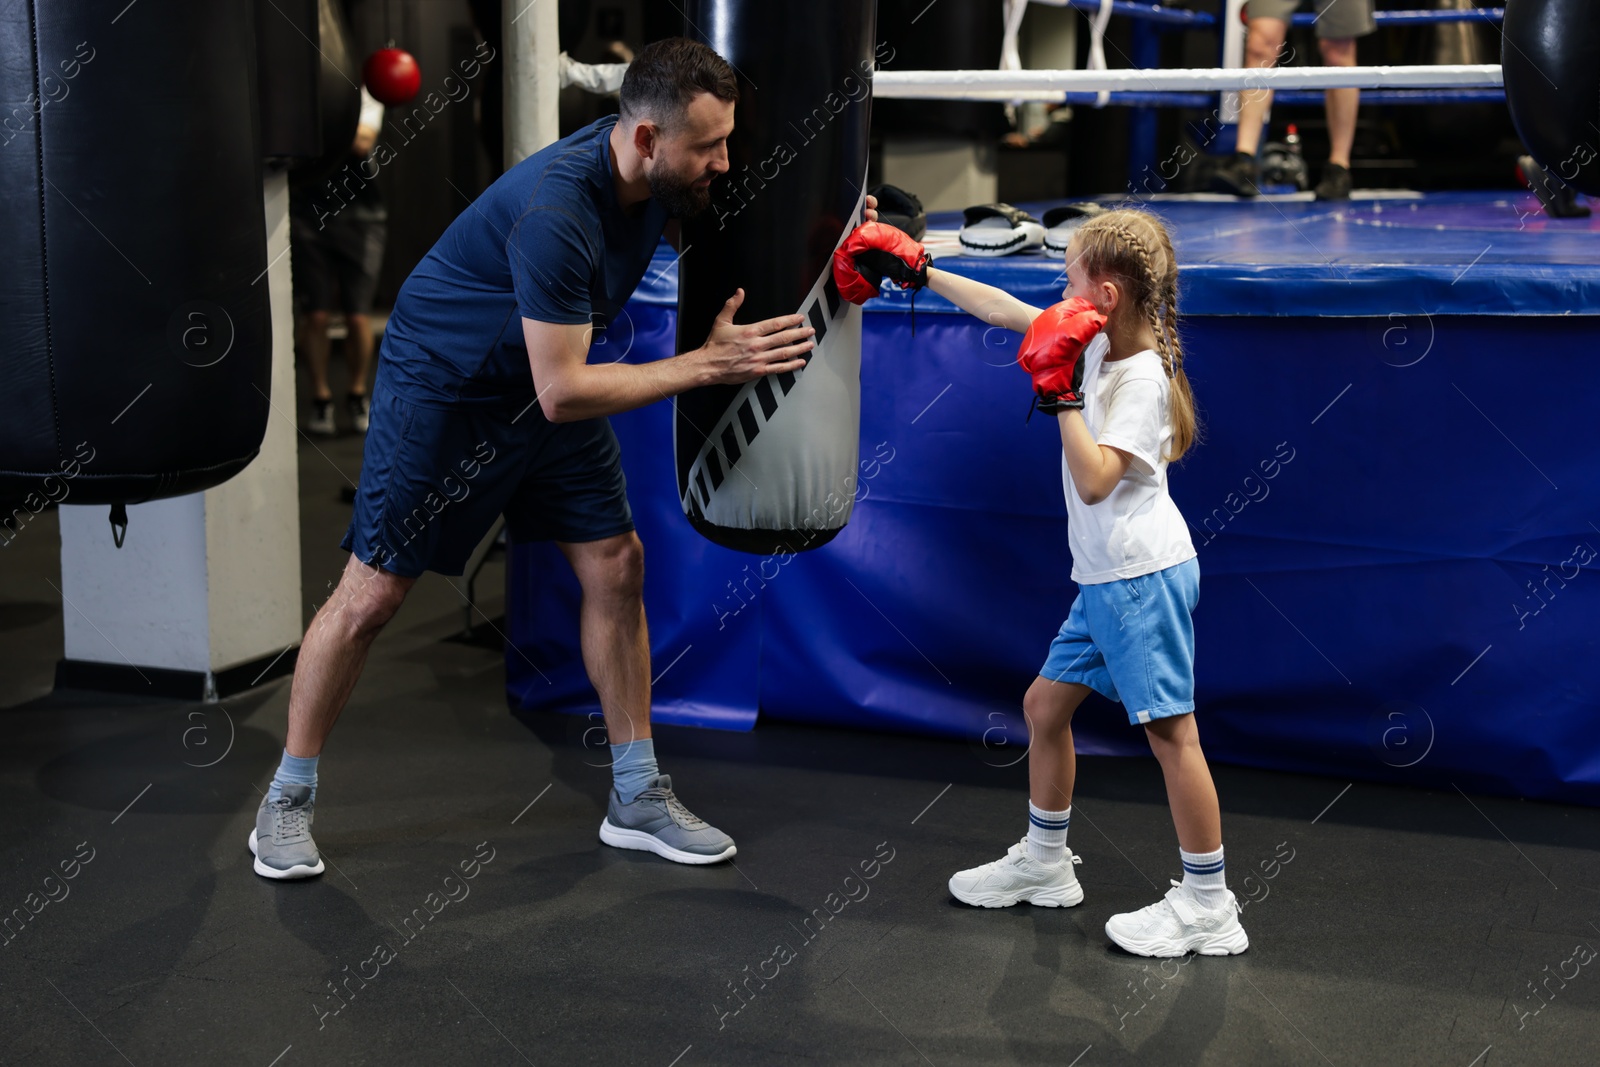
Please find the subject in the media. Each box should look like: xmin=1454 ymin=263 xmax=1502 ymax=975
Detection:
xmin=680 ymin=197 xmax=865 ymax=558
xmin=675 ymin=0 xmax=877 ymax=557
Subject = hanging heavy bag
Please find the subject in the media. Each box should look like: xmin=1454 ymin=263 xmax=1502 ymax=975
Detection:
xmin=1502 ymin=0 xmax=1600 ymax=196
xmin=0 ymin=0 xmax=270 ymax=521
xmin=673 ymin=0 xmax=878 ymax=555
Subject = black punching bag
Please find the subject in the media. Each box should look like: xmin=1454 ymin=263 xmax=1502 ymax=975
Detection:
xmin=675 ymin=0 xmax=878 ymax=555
xmin=0 ymin=0 xmax=269 ymax=511
xmin=1503 ymin=0 xmax=1600 ymax=196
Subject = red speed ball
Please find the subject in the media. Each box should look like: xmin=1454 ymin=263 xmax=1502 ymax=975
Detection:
xmin=364 ymin=48 xmax=420 ymax=106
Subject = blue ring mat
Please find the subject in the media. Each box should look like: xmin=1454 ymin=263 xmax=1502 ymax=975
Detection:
xmin=634 ymin=192 xmax=1600 ymax=317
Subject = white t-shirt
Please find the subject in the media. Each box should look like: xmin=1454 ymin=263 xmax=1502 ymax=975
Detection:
xmin=1061 ymin=333 xmax=1196 ymax=584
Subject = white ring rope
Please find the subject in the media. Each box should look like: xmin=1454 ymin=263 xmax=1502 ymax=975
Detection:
xmin=557 ymin=60 xmax=1502 ymax=102
xmin=870 ymin=64 xmax=1502 ymax=99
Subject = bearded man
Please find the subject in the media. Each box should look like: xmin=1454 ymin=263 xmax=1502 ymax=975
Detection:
xmin=250 ymin=37 xmax=844 ymax=879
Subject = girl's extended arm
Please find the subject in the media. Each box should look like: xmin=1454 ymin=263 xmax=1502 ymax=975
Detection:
xmin=1059 ymin=410 xmax=1133 ymax=506
xmin=926 ymin=267 xmax=1045 ymax=334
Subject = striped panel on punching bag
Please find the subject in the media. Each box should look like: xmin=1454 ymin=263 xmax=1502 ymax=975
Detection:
xmin=675 ymin=0 xmax=878 ymax=555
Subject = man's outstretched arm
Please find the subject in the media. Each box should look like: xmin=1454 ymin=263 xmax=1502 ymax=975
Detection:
xmin=525 ymin=288 xmax=814 ymax=423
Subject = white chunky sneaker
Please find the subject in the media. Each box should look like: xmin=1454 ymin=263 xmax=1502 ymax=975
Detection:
xmin=1104 ymin=880 xmax=1248 ymax=957
xmin=949 ymin=838 xmax=1084 ymax=908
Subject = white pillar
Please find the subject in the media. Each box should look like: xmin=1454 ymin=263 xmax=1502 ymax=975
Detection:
xmin=503 ymin=0 xmax=561 ymax=168
xmin=1220 ymin=0 xmax=1249 ymax=125
xmin=56 ymin=171 xmax=304 ymax=701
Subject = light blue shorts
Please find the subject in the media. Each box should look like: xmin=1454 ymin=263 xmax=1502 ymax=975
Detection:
xmin=1039 ymin=556 xmax=1200 ymax=725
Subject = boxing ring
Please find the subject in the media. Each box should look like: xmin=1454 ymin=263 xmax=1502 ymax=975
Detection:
xmin=501 ymin=2 xmax=1599 ymax=806
xmin=998 ymin=0 xmax=1508 ymax=179
xmin=504 ymin=190 xmax=1600 ymax=807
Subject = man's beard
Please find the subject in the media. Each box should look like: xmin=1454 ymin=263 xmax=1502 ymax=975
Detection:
xmin=649 ymin=167 xmax=712 ymax=218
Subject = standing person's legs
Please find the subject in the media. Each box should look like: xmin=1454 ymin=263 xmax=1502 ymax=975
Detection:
xmin=1024 ymin=674 xmax=1091 ymax=813
xmin=252 ymin=557 xmax=417 ymax=880
xmin=291 ymin=208 xmax=340 ymax=434
xmin=285 ymin=555 xmax=416 ymax=760
xmin=1312 ymin=0 xmax=1375 ymax=198
xmin=1144 ymin=713 xmax=1222 ymax=853
xmin=301 ymin=309 xmax=335 ymax=404
xmin=347 ymin=313 xmax=375 ymax=396
xmin=1211 ymin=14 xmax=1288 ymax=195
xmin=1094 ymin=559 xmax=1246 ymax=955
xmin=1235 ymin=16 xmax=1289 ymax=157
xmin=947 ymin=604 xmax=1105 ymax=909
xmin=511 ymin=416 xmax=734 ymax=864
xmin=252 ymin=381 xmax=516 ymax=879
xmin=334 ymin=212 xmax=388 ymax=431
xmin=558 ymin=532 xmax=651 ymax=750
xmin=1319 ymin=37 xmax=1359 ymax=168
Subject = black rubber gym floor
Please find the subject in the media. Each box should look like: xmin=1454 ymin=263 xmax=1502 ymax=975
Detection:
xmin=2 ymin=372 xmax=1598 ymax=1066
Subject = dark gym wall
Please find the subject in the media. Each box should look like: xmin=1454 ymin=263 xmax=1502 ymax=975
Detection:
xmin=332 ymin=0 xmax=497 ymax=307
xmin=331 ymin=0 xmax=680 ymax=309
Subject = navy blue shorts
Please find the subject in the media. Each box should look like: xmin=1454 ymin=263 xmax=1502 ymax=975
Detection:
xmin=341 ymin=370 xmax=634 ymax=578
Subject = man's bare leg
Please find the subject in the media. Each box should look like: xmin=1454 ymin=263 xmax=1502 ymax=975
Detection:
xmin=558 ymin=532 xmax=652 ymax=747
xmin=560 ymin=532 xmax=736 ymax=862
xmin=286 ymin=554 xmax=416 ymax=758
xmin=254 ymin=554 xmax=414 ymax=879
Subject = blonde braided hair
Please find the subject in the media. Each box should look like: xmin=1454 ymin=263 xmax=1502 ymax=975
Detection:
xmin=1067 ymin=210 xmax=1198 ymax=463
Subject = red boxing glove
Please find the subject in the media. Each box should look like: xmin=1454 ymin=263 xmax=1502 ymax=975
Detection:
xmin=832 ymin=222 xmax=932 ymax=305
xmin=1017 ymin=297 xmax=1107 ymax=414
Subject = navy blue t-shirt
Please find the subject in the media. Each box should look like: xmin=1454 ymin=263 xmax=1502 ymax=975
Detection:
xmin=380 ymin=117 xmax=669 ymax=408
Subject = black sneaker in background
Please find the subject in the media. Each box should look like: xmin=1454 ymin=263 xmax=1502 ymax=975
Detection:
xmin=1210 ymin=152 xmax=1261 ymax=197
xmin=306 ymin=398 xmax=336 ymax=436
xmin=1314 ymin=162 xmax=1353 ymax=201
xmin=347 ymin=393 xmax=370 ymax=434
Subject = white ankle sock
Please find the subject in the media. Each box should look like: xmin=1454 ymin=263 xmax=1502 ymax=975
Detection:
xmin=1180 ymin=845 xmax=1227 ymax=908
xmin=1025 ymin=802 xmax=1070 ymax=864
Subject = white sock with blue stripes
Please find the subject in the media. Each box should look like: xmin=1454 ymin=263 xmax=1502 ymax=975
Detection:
xmin=1180 ymin=845 xmax=1227 ymax=909
xmin=1025 ymin=802 xmax=1071 ymax=864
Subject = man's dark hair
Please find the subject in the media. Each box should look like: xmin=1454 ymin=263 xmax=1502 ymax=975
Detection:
xmin=618 ymin=37 xmax=738 ymax=131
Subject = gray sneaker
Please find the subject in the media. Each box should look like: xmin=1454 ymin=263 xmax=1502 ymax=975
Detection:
xmin=249 ymin=784 xmax=325 ymax=879
xmin=599 ymin=775 xmax=736 ymax=865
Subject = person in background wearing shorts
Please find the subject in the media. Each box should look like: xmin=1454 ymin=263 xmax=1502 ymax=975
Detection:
xmin=250 ymin=39 xmax=872 ymax=880
xmin=292 ymin=87 xmax=388 ymax=435
xmin=1212 ymin=0 xmax=1377 ymax=200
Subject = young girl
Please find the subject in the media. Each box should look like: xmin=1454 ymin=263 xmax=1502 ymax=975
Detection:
xmin=835 ymin=208 xmax=1245 ymax=956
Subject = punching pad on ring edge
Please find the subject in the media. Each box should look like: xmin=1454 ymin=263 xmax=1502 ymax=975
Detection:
xmin=675 ymin=0 xmax=878 ymax=556
xmin=1502 ymin=0 xmax=1600 ymax=197
xmin=0 ymin=0 xmax=269 ymax=510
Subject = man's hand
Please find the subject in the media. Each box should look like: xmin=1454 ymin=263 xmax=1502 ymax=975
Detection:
xmin=864 ymin=193 xmax=879 ymax=223
xmin=693 ymin=288 xmax=815 ymax=385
